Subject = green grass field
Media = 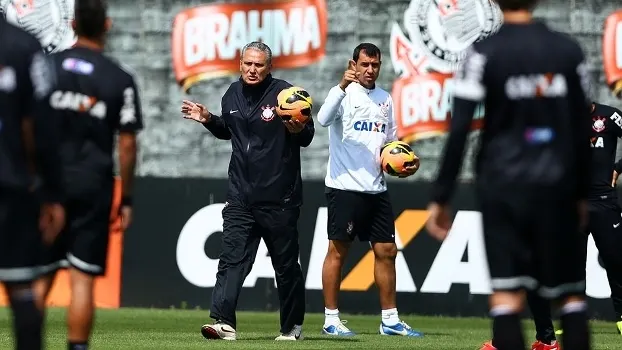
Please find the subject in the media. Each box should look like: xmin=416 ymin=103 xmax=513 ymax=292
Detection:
xmin=0 ymin=308 xmax=620 ymax=349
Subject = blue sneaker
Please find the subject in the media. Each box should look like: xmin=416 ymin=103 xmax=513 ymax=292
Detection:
xmin=322 ymin=320 xmax=356 ymax=336
xmin=379 ymin=321 xmax=423 ymax=337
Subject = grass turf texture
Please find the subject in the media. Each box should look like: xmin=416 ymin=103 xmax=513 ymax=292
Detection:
xmin=0 ymin=308 xmax=620 ymax=349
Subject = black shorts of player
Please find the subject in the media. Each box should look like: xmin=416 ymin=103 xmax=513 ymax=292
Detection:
xmin=0 ymin=189 xmax=43 ymax=284
xmin=479 ymin=186 xmax=586 ymax=300
xmin=41 ymin=186 xmax=113 ymax=277
xmin=325 ymin=187 xmax=395 ymax=243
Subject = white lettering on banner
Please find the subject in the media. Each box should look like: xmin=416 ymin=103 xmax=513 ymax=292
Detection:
xmin=176 ymin=203 xmax=300 ymax=288
xmin=420 ymin=211 xmax=491 ymax=294
xmin=586 ymin=235 xmax=610 ymax=298
xmin=304 ymin=208 xmax=329 ymax=290
xmin=175 ymin=204 xmax=611 ymax=299
xmin=183 ymin=7 xmax=321 ymax=67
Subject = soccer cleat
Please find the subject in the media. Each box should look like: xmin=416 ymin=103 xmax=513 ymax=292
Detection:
xmin=201 ymin=321 xmax=236 ymax=340
xmin=616 ymin=321 xmax=622 ymax=334
xmin=379 ymin=320 xmax=423 ymax=337
xmin=322 ymin=320 xmax=355 ymax=336
xmin=531 ymin=340 xmax=560 ymax=350
xmin=480 ymin=342 xmax=497 ymax=350
xmin=275 ymin=325 xmax=303 ymax=341
xmin=555 ymin=329 xmax=563 ymax=335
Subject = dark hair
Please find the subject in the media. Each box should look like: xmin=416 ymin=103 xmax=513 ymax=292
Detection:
xmin=74 ymin=0 xmax=108 ymax=39
xmin=494 ymin=0 xmax=539 ymax=11
xmin=353 ymin=43 xmax=381 ymax=62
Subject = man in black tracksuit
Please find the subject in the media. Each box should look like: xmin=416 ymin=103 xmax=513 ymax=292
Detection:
xmin=181 ymin=41 xmax=314 ymax=341
xmin=522 ymin=102 xmax=622 ymax=347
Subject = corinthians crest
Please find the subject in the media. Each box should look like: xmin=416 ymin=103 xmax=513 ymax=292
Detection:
xmin=390 ymin=0 xmax=503 ymax=76
xmin=0 ymin=0 xmax=76 ymax=54
xmin=388 ymin=0 xmax=502 ymax=142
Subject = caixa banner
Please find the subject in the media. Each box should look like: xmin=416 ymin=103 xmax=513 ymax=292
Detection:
xmin=123 ymin=178 xmax=618 ymax=319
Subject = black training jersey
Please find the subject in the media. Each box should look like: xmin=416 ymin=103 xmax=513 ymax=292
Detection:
xmin=431 ymin=21 xmax=592 ymax=204
xmin=203 ymin=74 xmax=315 ymax=208
xmin=0 ymin=18 xmax=62 ymax=201
xmin=48 ymin=46 xmax=144 ymax=196
xmin=588 ymin=102 xmax=622 ymax=203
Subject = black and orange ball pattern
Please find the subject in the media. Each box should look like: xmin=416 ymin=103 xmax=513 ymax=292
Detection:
xmin=276 ymin=86 xmax=313 ymax=123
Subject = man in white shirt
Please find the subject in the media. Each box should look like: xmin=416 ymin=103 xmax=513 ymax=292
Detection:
xmin=316 ymin=43 xmax=421 ymax=337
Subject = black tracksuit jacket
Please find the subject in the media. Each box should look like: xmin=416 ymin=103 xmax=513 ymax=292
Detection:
xmin=203 ymin=74 xmax=315 ymax=208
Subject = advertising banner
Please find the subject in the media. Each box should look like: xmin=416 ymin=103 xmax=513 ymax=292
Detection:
xmin=171 ymin=0 xmax=328 ymax=92
xmin=0 ymin=0 xmax=76 ymax=53
xmin=388 ymin=0 xmax=502 ymax=142
xmin=123 ymin=178 xmax=618 ymax=320
xmin=604 ymin=9 xmax=622 ymax=98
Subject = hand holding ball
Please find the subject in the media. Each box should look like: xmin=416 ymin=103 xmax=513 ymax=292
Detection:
xmin=381 ymin=141 xmax=420 ymax=178
xmin=276 ymin=87 xmax=313 ymax=124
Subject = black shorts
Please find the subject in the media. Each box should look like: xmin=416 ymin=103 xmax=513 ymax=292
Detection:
xmin=0 ymin=190 xmax=42 ymax=284
xmin=325 ymin=187 xmax=395 ymax=243
xmin=480 ymin=188 xmax=585 ymax=299
xmin=41 ymin=187 xmax=113 ymax=276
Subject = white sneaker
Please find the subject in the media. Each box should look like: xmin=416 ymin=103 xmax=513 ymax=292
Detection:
xmin=275 ymin=325 xmax=303 ymax=341
xmin=201 ymin=322 xmax=237 ymax=340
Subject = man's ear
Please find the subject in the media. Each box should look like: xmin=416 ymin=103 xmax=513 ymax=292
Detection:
xmin=71 ymin=19 xmax=77 ymax=31
xmin=105 ymin=17 xmax=112 ymax=32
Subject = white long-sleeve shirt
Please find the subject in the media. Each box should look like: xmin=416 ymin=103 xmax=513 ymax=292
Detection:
xmin=317 ymin=83 xmax=397 ymax=193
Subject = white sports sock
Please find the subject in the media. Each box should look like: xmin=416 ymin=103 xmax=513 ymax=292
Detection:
xmin=324 ymin=308 xmax=340 ymax=326
xmin=381 ymin=308 xmax=399 ymax=326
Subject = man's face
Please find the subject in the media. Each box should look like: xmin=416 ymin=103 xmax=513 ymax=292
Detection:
xmin=354 ymin=50 xmax=381 ymax=88
xmin=240 ymin=48 xmax=271 ymax=85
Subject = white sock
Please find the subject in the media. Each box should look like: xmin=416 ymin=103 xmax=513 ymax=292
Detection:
xmin=381 ymin=308 xmax=400 ymax=326
xmin=324 ymin=308 xmax=340 ymax=326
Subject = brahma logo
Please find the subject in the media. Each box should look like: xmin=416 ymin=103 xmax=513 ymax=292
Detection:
xmin=354 ymin=121 xmax=386 ymax=133
xmin=388 ymin=0 xmax=501 ymax=141
xmin=0 ymin=0 xmax=76 ymax=54
xmin=603 ymin=10 xmax=622 ymax=97
xmin=171 ymin=0 xmax=328 ymax=92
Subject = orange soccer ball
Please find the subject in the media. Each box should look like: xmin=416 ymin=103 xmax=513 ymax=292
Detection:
xmin=380 ymin=141 xmax=419 ymax=177
xmin=276 ymin=86 xmax=313 ymax=123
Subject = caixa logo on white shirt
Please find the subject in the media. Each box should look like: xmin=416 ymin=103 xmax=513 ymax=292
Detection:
xmin=353 ymin=121 xmax=386 ymax=133
xmin=175 ymin=203 xmax=614 ymax=299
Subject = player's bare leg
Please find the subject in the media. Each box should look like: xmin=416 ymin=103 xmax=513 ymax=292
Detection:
xmin=5 ymin=283 xmax=43 ymax=350
xmin=372 ymin=242 xmax=422 ymax=337
xmin=67 ymin=268 xmax=95 ymax=348
xmin=321 ymin=240 xmax=355 ymax=336
xmin=34 ymin=273 xmax=57 ymax=310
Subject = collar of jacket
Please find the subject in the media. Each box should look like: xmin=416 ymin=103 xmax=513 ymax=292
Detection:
xmin=239 ymin=74 xmax=273 ymax=95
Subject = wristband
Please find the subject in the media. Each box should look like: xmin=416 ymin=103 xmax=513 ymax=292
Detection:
xmin=121 ymin=196 xmax=133 ymax=207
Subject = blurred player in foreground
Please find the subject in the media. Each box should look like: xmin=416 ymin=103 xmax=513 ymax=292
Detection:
xmin=33 ymin=1 xmax=143 ymax=349
xmin=486 ymin=101 xmax=622 ymax=350
xmin=426 ymin=0 xmax=593 ymax=349
xmin=316 ymin=43 xmax=421 ymax=337
xmin=0 ymin=14 xmax=65 ymax=350
xmin=182 ymin=41 xmax=313 ymax=341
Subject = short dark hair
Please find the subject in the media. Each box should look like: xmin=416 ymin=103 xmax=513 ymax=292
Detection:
xmin=74 ymin=0 xmax=108 ymax=39
xmin=494 ymin=0 xmax=539 ymax=11
xmin=353 ymin=43 xmax=381 ymax=62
